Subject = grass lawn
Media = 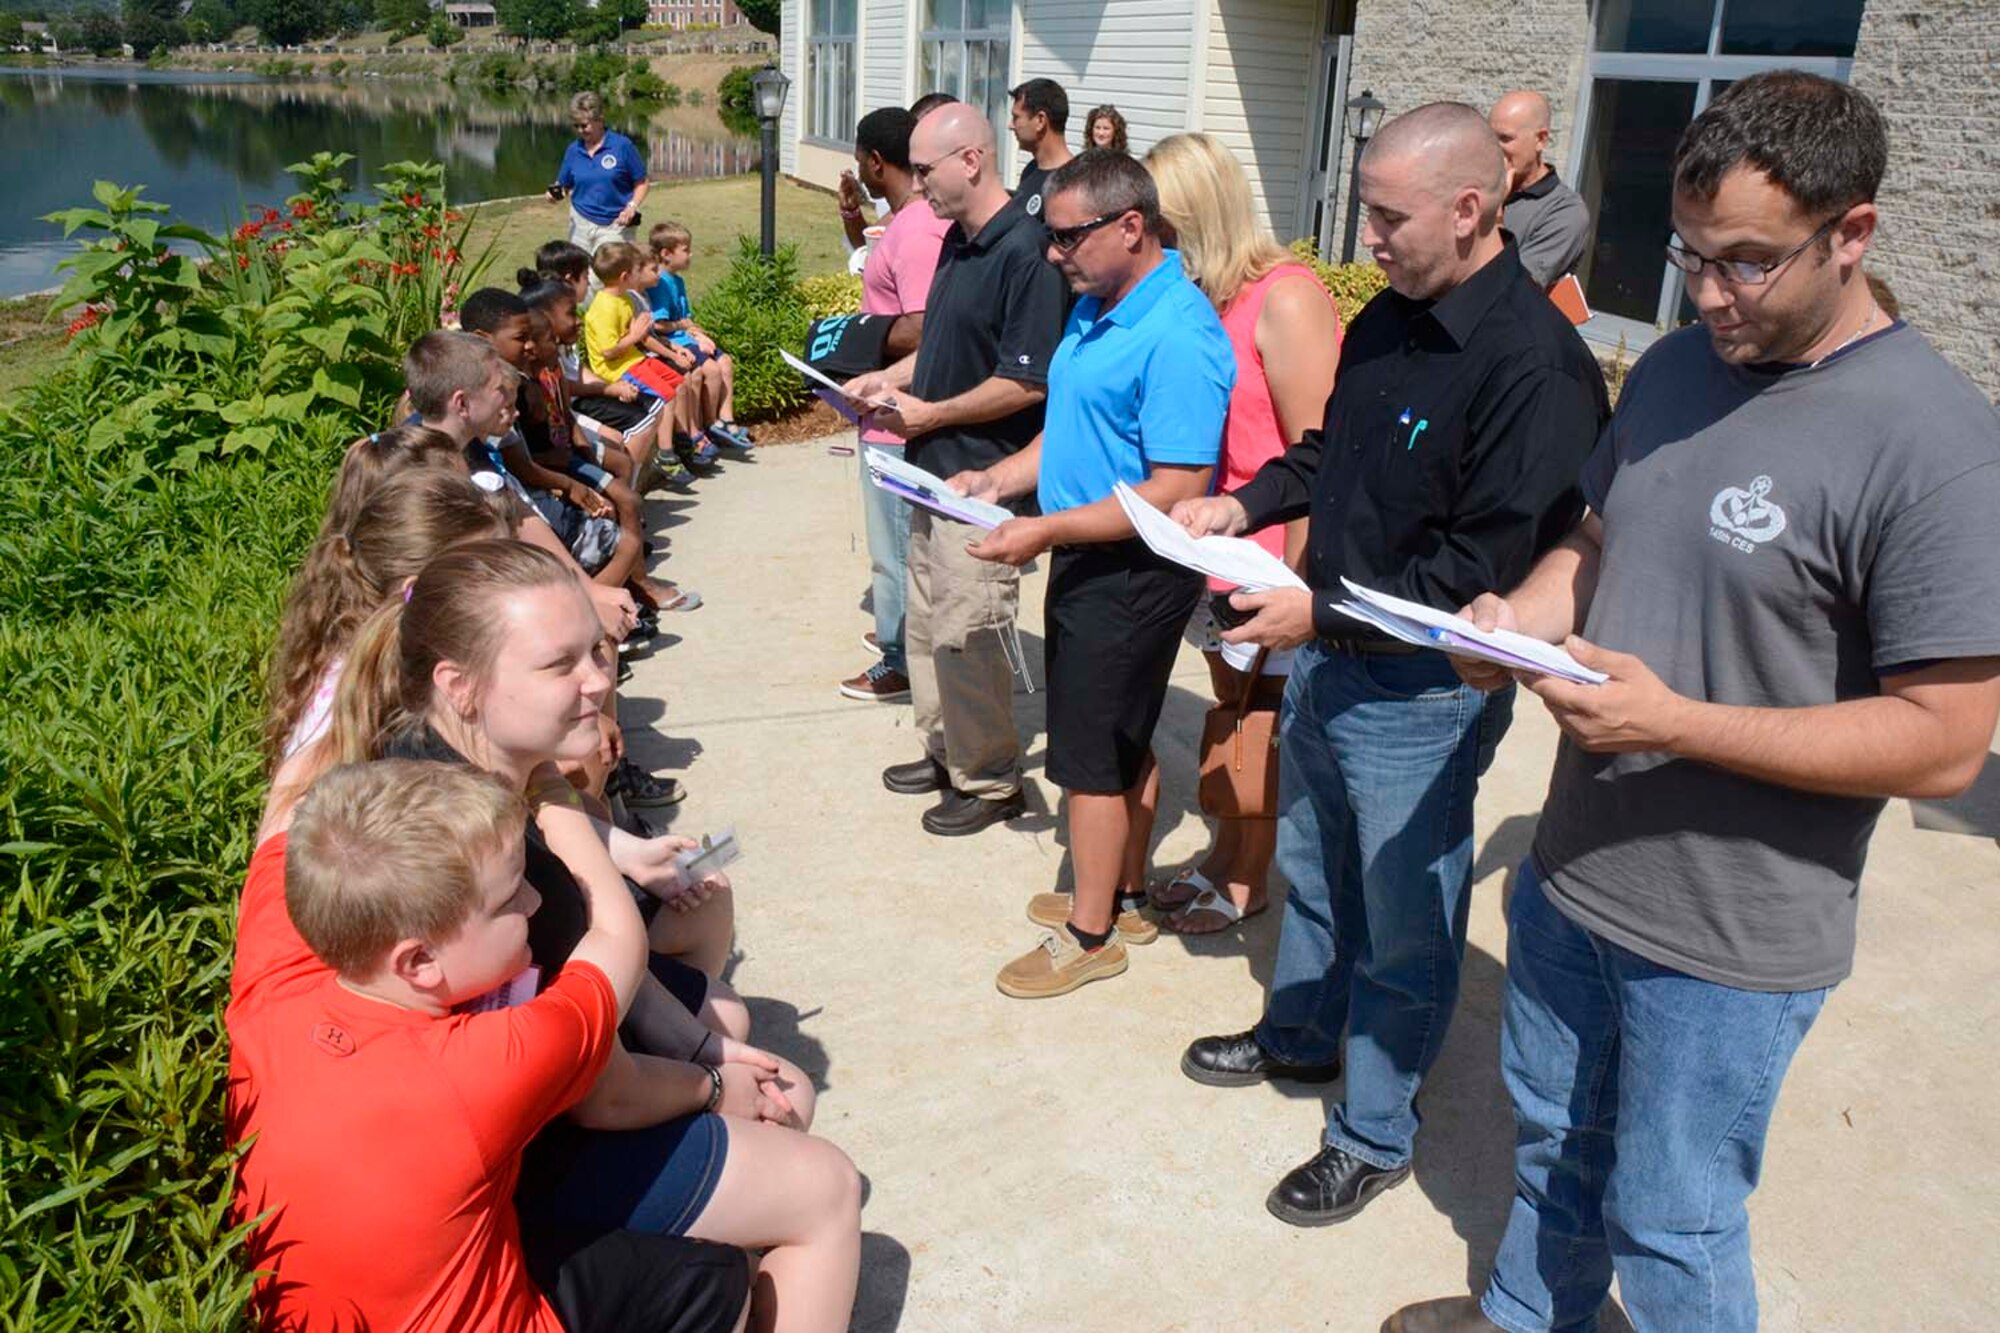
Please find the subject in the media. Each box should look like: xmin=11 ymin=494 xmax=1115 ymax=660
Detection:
xmin=464 ymin=173 xmax=851 ymax=302
xmin=0 ymin=173 xmax=850 ymax=404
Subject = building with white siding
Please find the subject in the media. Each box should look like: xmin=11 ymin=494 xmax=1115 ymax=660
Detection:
xmin=777 ymin=0 xmax=1998 ymax=395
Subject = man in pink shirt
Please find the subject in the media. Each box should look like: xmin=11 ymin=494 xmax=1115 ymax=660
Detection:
xmin=835 ymin=105 xmax=953 ymax=703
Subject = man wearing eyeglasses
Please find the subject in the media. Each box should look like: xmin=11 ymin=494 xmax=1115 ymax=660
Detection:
xmin=1386 ymin=72 xmax=2000 ymax=1333
xmin=1170 ymin=102 xmax=1607 ymax=1230
xmin=841 ymin=101 xmax=1068 ymax=840
xmin=945 ymin=150 xmax=1235 ymax=999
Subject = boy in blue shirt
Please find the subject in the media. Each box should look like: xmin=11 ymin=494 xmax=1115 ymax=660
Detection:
xmin=646 ymin=221 xmax=754 ymax=452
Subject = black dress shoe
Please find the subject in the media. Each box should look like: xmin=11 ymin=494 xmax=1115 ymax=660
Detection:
xmin=882 ymin=755 xmax=948 ymax=795
xmin=1180 ymin=1030 xmax=1342 ymax=1088
xmin=920 ymin=788 xmax=1025 ymax=837
xmin=1266 ymin=1143 xmax=1411 ymax=1227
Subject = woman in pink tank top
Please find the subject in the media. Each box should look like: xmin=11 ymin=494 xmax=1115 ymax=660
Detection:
xmin=1146 ymin=133 xmax=1344 ymax=934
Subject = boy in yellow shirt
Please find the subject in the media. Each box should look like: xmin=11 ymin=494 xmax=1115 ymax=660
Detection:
xmin=583 ymin=243 xmax=718 ymax=471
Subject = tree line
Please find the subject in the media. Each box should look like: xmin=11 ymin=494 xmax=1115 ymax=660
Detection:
xmin=0 ymin=0 xmax=776 ymax=53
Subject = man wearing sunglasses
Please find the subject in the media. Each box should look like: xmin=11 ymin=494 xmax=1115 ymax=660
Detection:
xmin=946 ymin=151 xmax=1236 ymax=999
xmin=841 ymin=101 xmax=1068 ymax=840
xmin=1388 ymin=72 xmax=2000 ymax=1333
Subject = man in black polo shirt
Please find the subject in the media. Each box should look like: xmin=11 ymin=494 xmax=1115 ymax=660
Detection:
xmin=1172 ymin=102 xmax=1609 ymax=1226
xmin=843 ymin=100 xmax=1068 ymax=838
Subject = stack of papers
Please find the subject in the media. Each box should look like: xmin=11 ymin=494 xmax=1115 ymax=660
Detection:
xmin=1113 ymin=482 xmax=1308 ymax=592
xmin=864 ymin=447 xmax=1014 ymax=530
xmin=780 ymin=348 xmax=894 ymax=426
xmin=1332 ymin=580 xmax=1606 ymax=683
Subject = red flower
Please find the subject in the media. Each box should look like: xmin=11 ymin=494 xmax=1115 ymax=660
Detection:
xmin=290 ymin=199 xmax=316 ymax=219
xmin=64 ymin=306 xmax=102 ymax=341
xmin=234 ymin=221 xmax=261 ymax=242
xmin=421 ymin=224 xmax=441 ymax=239
xmin=430 ymin=247 xmax=441 ymax=259
xmin=444 ymin=209 xmax=464 ymax=222
xmin=261 ymin=207 xmax=282 ymax=225
xmin=443 ymin=247 xmax=461 ymax=265
xmin=402 ymin=192 xmax=423 ymax=208
xmin=278 ymin=221 xmax=294 ymax=232
xmin=237 ymin=253 xmax=252 ymax=269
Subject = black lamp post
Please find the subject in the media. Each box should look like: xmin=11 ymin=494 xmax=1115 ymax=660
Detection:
xmin=750 ymin=64 xmax=791 ymax=259
xmin=1339 ymin=88 xmax=1386 ymax=265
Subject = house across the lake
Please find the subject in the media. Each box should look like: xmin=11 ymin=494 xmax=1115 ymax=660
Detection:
xmin=775 ymin=0 xmax=1998 ymax=397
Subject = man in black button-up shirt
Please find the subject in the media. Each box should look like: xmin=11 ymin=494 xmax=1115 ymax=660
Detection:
xmin=1174 ymin=102 xmax=1607 ymax=1228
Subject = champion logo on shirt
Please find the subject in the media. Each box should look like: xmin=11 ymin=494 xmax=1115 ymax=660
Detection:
xmin=1708 ymin=474 xmax=1787 ymax=553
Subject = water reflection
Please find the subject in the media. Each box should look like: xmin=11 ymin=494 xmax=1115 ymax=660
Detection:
xmin=0 ymin=67 xmax=758 ymax=296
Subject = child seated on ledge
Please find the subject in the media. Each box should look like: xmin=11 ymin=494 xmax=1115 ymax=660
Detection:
xmin=226 ymin=757 xmax=678 ymax=1330
xmin=583 ymin=242 xmax=720 ymax=471
xmin=645 ymin=220 xmax=754 ymax=453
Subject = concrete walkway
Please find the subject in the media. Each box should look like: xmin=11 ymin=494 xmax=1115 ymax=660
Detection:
xmin=625 ymin=434 xmax=2000 ymax=1333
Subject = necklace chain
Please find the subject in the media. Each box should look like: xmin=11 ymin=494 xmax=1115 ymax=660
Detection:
xmin=1807 ymin=305 xmax=1881 ymax=370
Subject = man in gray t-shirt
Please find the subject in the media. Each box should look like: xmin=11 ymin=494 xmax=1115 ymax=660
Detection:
xmin=1387 ymin=72 xmax=2000 ymax=1333
xmin=1491 ymin=90 xmax=1591 ymax=286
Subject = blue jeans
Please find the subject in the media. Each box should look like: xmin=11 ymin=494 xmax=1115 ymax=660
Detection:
xmin=1481 ymin=862 xmax=1828 ymax=1333
xmin=1253 ymin=643 xmax=1512 ymax=1168
xmin=860 ymin=444 xmax=912 ymax=673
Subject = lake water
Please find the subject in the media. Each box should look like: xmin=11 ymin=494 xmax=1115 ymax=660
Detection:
xmin=0 ymin=66 xmax=760 ymax=298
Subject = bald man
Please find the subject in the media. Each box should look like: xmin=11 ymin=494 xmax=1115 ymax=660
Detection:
xmin=1172 ymin=102 xmax=1609 ymax=1226
xmin=842 ymin=101 xmax=1068 ymax=838
xmin=1490 ymin=90 xmax=1592 ymax=286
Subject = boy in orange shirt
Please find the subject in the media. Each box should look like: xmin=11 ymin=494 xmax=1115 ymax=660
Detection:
xmin=226 ymin=759 xmax=651 ymax=1332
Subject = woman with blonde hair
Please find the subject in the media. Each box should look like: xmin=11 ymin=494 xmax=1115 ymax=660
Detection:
xmin=1144 ymin=131 xmax=1343 ymax=934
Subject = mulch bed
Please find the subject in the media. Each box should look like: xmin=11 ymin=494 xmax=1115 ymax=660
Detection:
xmin=744 ymin=398 xmax=851 ymax=446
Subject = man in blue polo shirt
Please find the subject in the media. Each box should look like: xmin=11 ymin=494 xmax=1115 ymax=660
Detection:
xmin=554 ymin=91 xmax=649 ymax=256
xmin=953 ymin=150 xmax=1235 ymax=999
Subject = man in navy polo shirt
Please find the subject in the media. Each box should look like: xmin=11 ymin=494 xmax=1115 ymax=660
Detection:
xmin=953 ymin=150 xmax=1235 ymax=999
xmin=555 ymin=91 xmax=649 ymax=256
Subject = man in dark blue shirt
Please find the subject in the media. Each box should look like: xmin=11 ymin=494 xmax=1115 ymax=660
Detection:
xmin=1172 ymin=102 xmax=1608 ymax=1228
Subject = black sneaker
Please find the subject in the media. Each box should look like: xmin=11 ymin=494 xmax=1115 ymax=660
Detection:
xmin=1265 ymin=1144 xmax=1411 ymax=1227
xmin=608 ymin=758 xmax=686 ymax=809
xmin=921 ymin=788 xmax=1025 ymax=837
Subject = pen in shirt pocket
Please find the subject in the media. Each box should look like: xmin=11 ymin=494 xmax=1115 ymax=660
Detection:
xmin=1393 ymin=408 xmax=1430 ymax=452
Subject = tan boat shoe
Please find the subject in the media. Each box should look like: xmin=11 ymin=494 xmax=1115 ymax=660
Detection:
xmin=996 ymin=930 xmax=1129 ymax=999
xmin=1024 ymin=892 xmax=1159 ymax=945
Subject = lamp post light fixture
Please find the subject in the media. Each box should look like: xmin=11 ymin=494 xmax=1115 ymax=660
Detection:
xmin=750 ymin=64 xmax=791 ymax=259
xmin=1338 ymin=88 xmax=1386 ymax=266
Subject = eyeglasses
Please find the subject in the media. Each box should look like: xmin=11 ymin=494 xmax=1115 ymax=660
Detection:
xmin=912 ymin=144 xmax=983 ymax=182
xmin=1046 ymin=211 xmax=1130 ymax=254
xmin=1664 ymin=213 xmax=1845 ymax=286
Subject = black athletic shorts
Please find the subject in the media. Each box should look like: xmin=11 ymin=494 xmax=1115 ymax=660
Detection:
xmin=575 ymin=392 xmax=663 ymax=433
xmin=1043 ymin=539 xmax=1202 ymax=794
xmin=522 ymin=1221 xmax=749 ymax=1333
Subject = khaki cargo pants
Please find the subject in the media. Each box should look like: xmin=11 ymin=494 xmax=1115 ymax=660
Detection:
xmin=904 ymin=508 xmax=1022 ymax=799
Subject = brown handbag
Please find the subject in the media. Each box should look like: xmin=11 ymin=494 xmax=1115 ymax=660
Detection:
xmin=1197 ymin=645 xmax=1280 ymax=820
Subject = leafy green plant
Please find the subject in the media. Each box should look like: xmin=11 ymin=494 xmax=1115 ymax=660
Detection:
xmin=797 ymin=271 xmax=862 ymax=320
xmin=1287 ymin=237 xmax=1391 ymax=326
xmin=691 ymin=238 xmax=812 ymax=421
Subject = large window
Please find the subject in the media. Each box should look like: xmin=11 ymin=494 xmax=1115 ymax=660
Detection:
xmin=1571 ymin=0 xmax=1863 ymax=337
xmin=918 ymin=0 xmax=1011 ymax=149
xmin=806 ymin=0 xmax=857 ymax=143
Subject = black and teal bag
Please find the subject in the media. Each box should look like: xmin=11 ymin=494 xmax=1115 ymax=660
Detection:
xmin=800 ymin=312 xmax=894 ymax=383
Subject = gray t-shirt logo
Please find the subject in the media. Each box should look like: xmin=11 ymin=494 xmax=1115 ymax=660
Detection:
xmin=1708 ymin=474 xmax=1788 ymax=550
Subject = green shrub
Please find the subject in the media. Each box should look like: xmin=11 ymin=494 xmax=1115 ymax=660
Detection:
xmin=692 ymin=238 xmax=811 ymax=422
xmin=0 ymin=158 xmax=491 ymax=1325
xmin=1287 ymin=237 xmax=1390 ymax=326
xmin=797 ymin=271 xmax=861 ymax=320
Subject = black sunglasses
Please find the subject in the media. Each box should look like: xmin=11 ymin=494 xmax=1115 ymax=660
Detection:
xmin=1046 ymin=211 xmax=1129 ymax=253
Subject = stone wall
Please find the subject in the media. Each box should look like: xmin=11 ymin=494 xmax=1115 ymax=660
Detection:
xmin=1851 ymin=0 xmax=2000 ymax=400
xmin=1327 ymin=0 xmax=1592 ymax=255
